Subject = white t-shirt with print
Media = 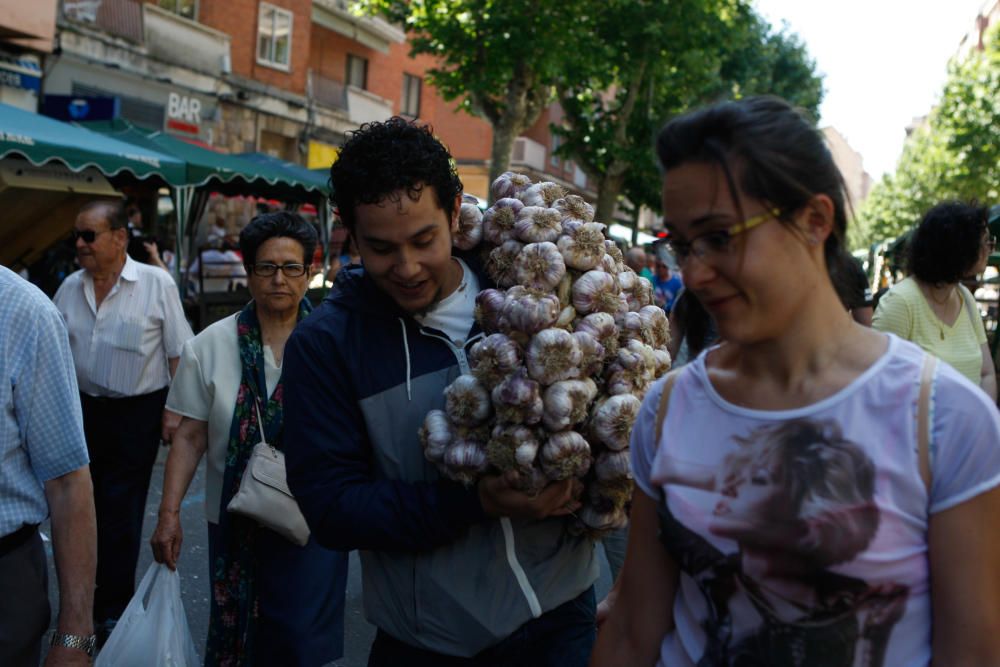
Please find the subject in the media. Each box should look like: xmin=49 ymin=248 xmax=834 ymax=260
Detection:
xmin=631 ymin=334 xmax=1000 ymax=667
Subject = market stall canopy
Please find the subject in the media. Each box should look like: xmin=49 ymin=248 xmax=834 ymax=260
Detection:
xmin=0 ymin=103 xmax=184 ymax=183
xmin=237 ymin=152 xmax=331 ymax=197
xmin=83 ymin=120 xmax=328 ymax=201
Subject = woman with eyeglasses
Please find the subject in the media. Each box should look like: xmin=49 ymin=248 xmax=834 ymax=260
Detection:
xmin=590 ymin=97 xmax=1000 ymax=667
xmin=150 ymin=211 xmax=347 ymax=666
xmin=873 ymin=202 xmax=997 ymax=401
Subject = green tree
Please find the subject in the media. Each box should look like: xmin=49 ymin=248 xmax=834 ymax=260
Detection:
xmin=356 ymin=0 xmax=600 ymax=195
xmin=859 ymin=24 xmax=1000 ymax=245
xmin=555 ymin=1 xmax=822 ymax=228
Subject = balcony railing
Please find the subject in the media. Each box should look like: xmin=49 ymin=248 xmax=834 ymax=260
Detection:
xmin=63 ymin=0 xmax=144 ymax=43
xmin=310 ymin=72 xmax=348 ymax=111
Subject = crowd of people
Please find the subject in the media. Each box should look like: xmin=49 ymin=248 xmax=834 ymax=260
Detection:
xmin=1 ymin=94 xmax=998 ymax=667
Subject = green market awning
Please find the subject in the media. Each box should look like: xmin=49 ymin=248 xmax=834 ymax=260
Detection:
xmin=0 ymin=103 xmax=184 ymax=183
xmin=238 ymin=152 xmax=331 ymax=197
xmin=83 ymin=120 xmax=327 ymax=201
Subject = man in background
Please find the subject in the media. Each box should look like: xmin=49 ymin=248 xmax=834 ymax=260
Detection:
xmin=53 ymin=200 xmax=192 ymax=645
xmin=0 ymin=266 xmax=97 ymax=665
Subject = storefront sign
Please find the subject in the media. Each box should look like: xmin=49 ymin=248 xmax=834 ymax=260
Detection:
xmin=0 ymin=56 xmax=41 ymax=93
xmin=165 ymin=92 xmax=202 ymax=135
xmin=42 ymin=95 xmax=120 ymax=122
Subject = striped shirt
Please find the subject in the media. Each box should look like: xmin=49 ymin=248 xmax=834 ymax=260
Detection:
xmin=53 ymin=255 xmax=193 ymax=397
xmin=0 ymin=266 xmax=89 ymax=536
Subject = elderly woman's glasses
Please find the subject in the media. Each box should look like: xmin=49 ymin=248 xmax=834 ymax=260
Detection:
xmin=251 ymin=262 xmax=307 ymax=277
xmin=666 ymin=208 xmax=782 ymax=265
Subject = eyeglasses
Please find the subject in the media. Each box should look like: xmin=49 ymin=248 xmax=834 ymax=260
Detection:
xmin=71 ymin=229 xmax=110 ymax=244
xmin=665 ymin=208 xmax=782 ymax=265
xmin=250 ymin=262 xmax=307 ymax=277
xmin=985 ymin=238 xmax=997 ymax=253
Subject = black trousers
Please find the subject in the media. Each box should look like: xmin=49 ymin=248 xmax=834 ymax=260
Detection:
xmin=81 ymin=388 xmax=168 ymax=624
xmin=0 ymin=528 xmax=49 ymax=667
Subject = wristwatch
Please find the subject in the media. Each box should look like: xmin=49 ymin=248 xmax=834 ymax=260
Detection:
xmin=50 ymin=632 xmax=97 ymax=657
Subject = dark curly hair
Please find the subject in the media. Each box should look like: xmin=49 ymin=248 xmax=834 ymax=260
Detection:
xmin=239 ymin=210 xmax=317 ymax=267
xmin=907 ymin=201 xmax=989 ymax=284
xmin=656 ymin=96 xmax=849 ymax=273
xmin=329 ymin=117 xmax=463 ymax=230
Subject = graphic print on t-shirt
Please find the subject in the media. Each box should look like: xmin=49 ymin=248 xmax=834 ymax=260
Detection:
xmin=654 ymin=418 xmax=909 ymax=667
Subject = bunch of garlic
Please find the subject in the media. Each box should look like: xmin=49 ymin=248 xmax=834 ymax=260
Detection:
xmin=427 ymin=172 xmax=671 ymax=536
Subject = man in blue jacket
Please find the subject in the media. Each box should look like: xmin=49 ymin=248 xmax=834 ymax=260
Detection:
xmin=283 ymin=117 xmax=599 ymax=665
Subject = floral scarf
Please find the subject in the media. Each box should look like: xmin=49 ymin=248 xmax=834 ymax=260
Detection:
xmin=206 ymin=298 xmax=311 ymax=666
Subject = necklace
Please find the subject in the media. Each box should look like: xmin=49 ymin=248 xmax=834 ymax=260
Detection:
xmin=922 ymin=283 xmax=956 ymax=340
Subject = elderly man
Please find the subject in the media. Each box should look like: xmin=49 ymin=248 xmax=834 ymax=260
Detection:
xmin=53 ymin=200 xmax=193 ymax=643
xmin=1 ymin=266 xmax=97 ymax=665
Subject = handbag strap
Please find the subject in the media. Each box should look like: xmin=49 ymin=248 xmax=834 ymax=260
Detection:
xmin=916 ymin=353 xmax=937 ymax=492
xmin=960 ymin=284 xmax=980 ymax=329
xmin=655 ymin=369 xmax=682 ymax=442
xmin=253 ymin=400 xmax=269 ymax=447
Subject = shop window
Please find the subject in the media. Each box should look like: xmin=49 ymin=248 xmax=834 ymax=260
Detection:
xmin=401 ymin=73 xmax=421 ymax=117
xmin=257 ymin=3 xmax=293 ymax=70
xmin=158 ymin=0 xmax=197 ymax=20
xmin=346 ymin=55 xmax=368 ymax=90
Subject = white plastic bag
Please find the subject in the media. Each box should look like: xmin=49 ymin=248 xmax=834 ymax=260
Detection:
xmin=95 ymin=562 xmax=201 ymax=666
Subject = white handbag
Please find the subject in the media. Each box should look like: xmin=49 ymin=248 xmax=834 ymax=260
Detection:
xmin=226 ymin=402 xmax=311 ymax=546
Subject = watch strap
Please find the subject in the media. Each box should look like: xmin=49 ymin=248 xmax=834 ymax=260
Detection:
xmin=50 ymin=632 xmax=97 ymax=657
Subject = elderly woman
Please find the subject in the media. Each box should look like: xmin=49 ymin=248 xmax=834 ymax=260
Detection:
xmin=150 ymin=212 xmax=347 ymax=666
xmin=874 ymin=201 xmax=997 ymax=400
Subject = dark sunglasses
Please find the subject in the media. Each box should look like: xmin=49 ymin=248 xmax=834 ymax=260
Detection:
xmin=71 ymin=229 xmax=110 ymax=244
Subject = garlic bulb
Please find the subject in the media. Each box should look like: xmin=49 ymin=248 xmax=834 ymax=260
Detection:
xmin=627 ymin=277 xmax=654 ymax=311
xmin=557 ymin=222 xmax=606 ymax=271
xmin=469 ymin=333 xmax=522 ymax=387
xmin=442 ymin=439 xmax=488 ymax=486
xmin=591 ymin=394 xmax=641 ymax=450
xmin=556 ymin=273 xmax=573 ymax=307
xmin=574 ymin=311 xmax=619 ymax=359
xmin=556 ymin=305 xmax=576 ymax=329
xmin=590 ymin=477 xmax=634 ymax=509
xmin=419 ymin=409 xmax=453 ymax=464
xmin=561 ymin=218 xmax=583 ymax=236
xmin=514 ymin=241 xmax=566 ymax=291
xmin=653 ymin=349 xmax=672 ymax=377
xmin=572 ymin=270 xmax=627 ymax=318
xmin=483 ymin=198 xmax=525 ymax=245
xmin=618 ymin=311 xmax=645 ymax=344
xmin=594 ymin=449 xmax=632 ymax=482
xmin=486 ymin=423 xmax=539 ymax=471
xmin=599 ymin=253 xmax=621 ymax=275
xmin=540 ymin=431 xmax=592 ymax=480
xmin=485 ymin=240 xmax=524 ymax=288
xmin=491 ymin=368 xmax=543 ymax=425
xmin=518 ymin=181 xmax=566 ymax=208
xmin=491 ymin=172 xmax=533 ymax=201
xmin=500 ymin=285 xmax=561 ymax=335
xmin=572 ymin=331 xmax=605 ymax=376
xmin=604 ymin=240 xmax=625 ymax=268
xmin=639 ymin=305 xmax=670 ymax=348
xmin=454 ymin=202 xmax=483 ymax=250
xmin=578 ymin=504 xmax=628 ymax=532
xmin=475 ymin=288 xmax=507 ymax=335
xmin=553 ymin=195 xmax=595 ymax=223
xmin=606 ymin=341 xmax=656 ymax=397
xmin=444 ymin=374 xmax=492 ymax=427
xmin=526 ymin=328 xmax=582 ymax=385
xmin=513 ymin=206 xmax=562 ymax=244
xmin=542 ymin=378 xmax=598 ymax=432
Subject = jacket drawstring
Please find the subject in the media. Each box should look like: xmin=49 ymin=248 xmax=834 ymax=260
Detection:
xmin=399 ymin=317 xmax=412 ymax=401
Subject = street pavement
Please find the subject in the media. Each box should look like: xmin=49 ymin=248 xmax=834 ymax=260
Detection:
xmin=44 ymin=446 xmax=614 ymax=665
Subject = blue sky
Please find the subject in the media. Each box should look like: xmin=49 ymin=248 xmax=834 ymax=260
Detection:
xmin=754 ymin=0 xmax=990 ymax=179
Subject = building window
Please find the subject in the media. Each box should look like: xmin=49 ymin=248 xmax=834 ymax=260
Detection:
xmin=346 ymin=55 xmax=368 ymax=90
xmin=158 ymin=0 xmax=197 ymax=20
xmin=401 ymin=73 xmax=421 ymax=117
xmin=550 ymin=134 xmax=561 ymax=167
xmin=257 ymin=3 xmax=293 ymax=70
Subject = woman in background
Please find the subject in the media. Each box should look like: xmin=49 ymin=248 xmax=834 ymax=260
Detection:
xmin=873 ymin=201 xmax=996 ymax=400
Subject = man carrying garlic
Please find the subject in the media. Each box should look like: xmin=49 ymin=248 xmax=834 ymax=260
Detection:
xmin=283 ymin=117 xmax=599 ymax=665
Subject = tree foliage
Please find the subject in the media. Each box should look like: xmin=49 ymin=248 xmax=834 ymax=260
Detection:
xmin=355 ymin=0 xmax=600 ymax=192
xmin=555 ymin=1 xmax=822 ymax=227
xmin=858 ymin=24 xmax=1000 ymax=246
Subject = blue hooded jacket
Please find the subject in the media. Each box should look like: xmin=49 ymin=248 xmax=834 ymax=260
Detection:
xmin=283 ymin=259 xmax=598 ymax=656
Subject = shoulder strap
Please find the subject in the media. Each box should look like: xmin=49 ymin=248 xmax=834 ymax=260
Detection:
xmin=916 ymin=354 xmax=937 ymax=491
xmin=959 ymin=285 xmax=980 ymax=328
xmin=654 ymin=369 xmax=682 ymax=441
